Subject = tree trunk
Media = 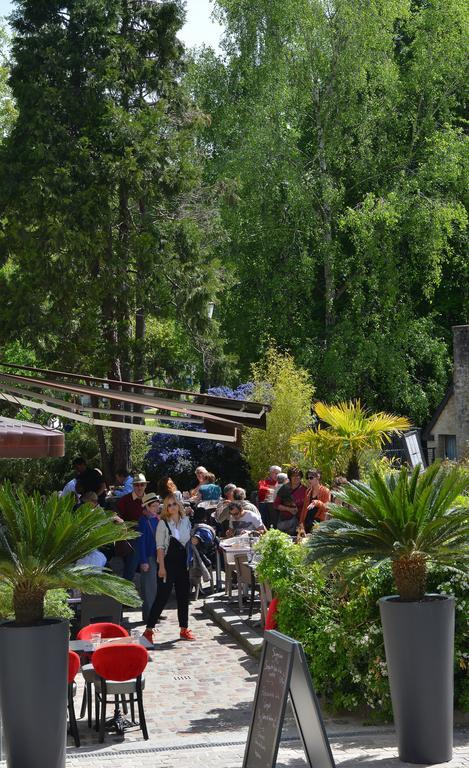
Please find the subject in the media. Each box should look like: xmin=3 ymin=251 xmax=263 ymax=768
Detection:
xmin=109 ymin=354 xmax=131 ymax=475
xmin=133 ymin=307 xmax=146 ymax=423
xmin=95 ymin=426 xmax=112 ymax=485
xmin=346 ymin=453 xmax=360 ymax=481
xmin=392 ymin=555 xmax=427 ymax=601
xmin=313 ymin=84 xmax=335 ymax=331
xmin=13 ymin=584 xmax=45 ymax=625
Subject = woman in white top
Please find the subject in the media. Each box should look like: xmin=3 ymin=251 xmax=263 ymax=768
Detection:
xmin=143 ymin=494 xmax=195 ymax=643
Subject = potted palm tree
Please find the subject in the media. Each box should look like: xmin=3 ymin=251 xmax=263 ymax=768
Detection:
xmin=306 ymin=462 xmax=469 ymax=764
xmin=0 ymin=483 xmax=141 ymax=768
xmin=292 ymin=400 xmax=411 ymax=480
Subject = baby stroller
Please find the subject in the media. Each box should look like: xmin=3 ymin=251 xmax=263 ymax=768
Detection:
xmin=189 ymin=523 xmax=221 ymax=597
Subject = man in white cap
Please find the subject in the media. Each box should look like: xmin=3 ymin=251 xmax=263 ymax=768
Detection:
xmin=116 ymin=472 xmax=148 ymax=581
xmin=257 ymin=465 xmax=282 ymax=528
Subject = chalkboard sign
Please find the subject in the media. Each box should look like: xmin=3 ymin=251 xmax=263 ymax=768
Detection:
xmin=243 ymin=630 xmax=335 ymax=768
xmin=243 ymin=633 xmax=294 ymax=767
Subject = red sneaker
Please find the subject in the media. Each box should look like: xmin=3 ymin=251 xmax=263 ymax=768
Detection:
xmin=143 ymin=628 xmax=155 ymax=644
xmin=180 ymin=628 xmax=196 ymax=641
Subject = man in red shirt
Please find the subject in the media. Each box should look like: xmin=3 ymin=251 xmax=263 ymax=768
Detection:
xmin=257 ymin=465 xmax=282 ymax=528
xmin=117 ymin=472 xmax=147 ymax=581
xmin=274 ymin=467 xmax=306 ymax=534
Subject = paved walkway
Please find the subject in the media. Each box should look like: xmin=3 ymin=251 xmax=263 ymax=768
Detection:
xmin=61 ymin=599 xmax=468 ymax=768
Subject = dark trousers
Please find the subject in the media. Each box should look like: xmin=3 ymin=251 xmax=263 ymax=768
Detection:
xmin=259 ymin=502 xmax=277 ymax=529
xmin=123 ymin=544 xmax=140 ymax=582
xmin=146 ymin=543 xmax=189 ymax=629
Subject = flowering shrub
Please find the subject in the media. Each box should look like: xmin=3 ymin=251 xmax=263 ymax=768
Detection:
xmin=207 ymin=383 xmax=254 ymax=400
xmin=255 ymin=529 xmax=468 ymax=720
xmin=144 ymin=384 xmax=253 ymax=489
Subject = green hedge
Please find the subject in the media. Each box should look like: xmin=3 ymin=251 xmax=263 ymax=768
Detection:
xmin=255 ymin=529 xmax=469 ymax=720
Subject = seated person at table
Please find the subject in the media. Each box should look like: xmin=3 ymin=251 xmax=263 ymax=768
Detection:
xmin=300 ymin=469 xmax=331 ymax=532
xmin=212 ymin=483 xmax=236 ymax=524
xmin=274 ymin=467 xmax=306 ymax=535
xmin=75 ymin=549 xmax=107 ymax=569
xmin=233 ymin=487 xmax=258 ymax=514
xmin=111 ymin=467 xmax=133 ymax=498
xmin=158 ymin=475 xmax=183 ymax=502
xmin=190 ymin=466 xmax=208 ymax=498
xmin=77 ymin=467 xmax=107 ymax=505
xmin=257 ymin=465 xmax=282 ymax=527
xmin=226 ymin=501 xmax=265 ymax=537
xmin=273 ymin=472 xmax=288 ymax=496
xmin=193 ymin=473 xmax=222 ymax=524
xmin=60 ymin=456 xmax=87 ymax=498
xmin=197 ymin=473 xmax=222 ymax=502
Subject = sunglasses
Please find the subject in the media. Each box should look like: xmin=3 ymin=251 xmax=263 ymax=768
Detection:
xmin=167 ymin=502 xmax=178 ymax=508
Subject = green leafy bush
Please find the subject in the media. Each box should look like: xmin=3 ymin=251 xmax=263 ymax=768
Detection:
xmin=242 ymin=347 xmax=314 ymax=482
xmin=0 ymin=585 xmax=73 ymax=621
xmin=255 ymin=529 xmax=469 ymax=719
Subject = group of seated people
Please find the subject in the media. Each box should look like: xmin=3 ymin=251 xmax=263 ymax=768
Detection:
xmin=60 ymin=459 xmax=345 ymax=639
xmin=61 ymin=459 xmax=346 ymax=554
xmin=212 ymin=465 xmax=347 ymax=538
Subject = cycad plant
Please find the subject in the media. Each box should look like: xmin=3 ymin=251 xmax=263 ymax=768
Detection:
xmin=306 ymin=462 xmax=469 ymax=601
xmin=292 ymin=400 xmax=411 ymax=480
xmin=0 ymin=483 xmax=141 ymax=624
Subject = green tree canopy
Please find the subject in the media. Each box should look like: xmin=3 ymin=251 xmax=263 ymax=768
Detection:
xmin=191 ymin=0 xmax=468 ymax=424
xmin=0 ymin=0 xmax=226 ymax=472
xmin=242 ymin=347 xmax=314 ymax=481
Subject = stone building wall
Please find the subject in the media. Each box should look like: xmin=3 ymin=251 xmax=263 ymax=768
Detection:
xmin=426 ymin=393 xmax=457 ymax=460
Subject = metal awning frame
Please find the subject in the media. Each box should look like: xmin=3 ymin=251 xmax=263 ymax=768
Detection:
xmin=0 ymin=363 xmax=270 ymax=445
xmin=0 ymin=363 xmax=268 ymax=423
xmin=0 ymin=391 xmax=239 ymax=443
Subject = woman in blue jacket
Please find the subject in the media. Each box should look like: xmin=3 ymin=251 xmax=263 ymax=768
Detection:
xmin=138 ymin=492 xmax=159 ymax=623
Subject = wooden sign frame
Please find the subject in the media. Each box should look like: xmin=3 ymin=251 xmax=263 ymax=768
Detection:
xmin=243 ymin=630 xmax=336 ymax=768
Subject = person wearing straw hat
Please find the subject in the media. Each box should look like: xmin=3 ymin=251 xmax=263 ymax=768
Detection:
xmin=116 ymin=472 xmax=148 ymax=581
xmin=138 ymin=492 xmax=160 ymax=622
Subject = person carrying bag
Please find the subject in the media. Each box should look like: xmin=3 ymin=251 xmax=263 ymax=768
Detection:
xmin=143 ymin=494 xmax=195 ymax=643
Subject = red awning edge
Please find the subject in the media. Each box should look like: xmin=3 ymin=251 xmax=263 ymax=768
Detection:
xmin=0 ymin=418 xmax=65 ymax=458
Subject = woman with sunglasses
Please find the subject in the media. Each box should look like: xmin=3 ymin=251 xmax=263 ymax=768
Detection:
xmin=299 ymin=469 xmax=331 ymax=532
xmin=143 ymin=494 xmax=195 ymax=643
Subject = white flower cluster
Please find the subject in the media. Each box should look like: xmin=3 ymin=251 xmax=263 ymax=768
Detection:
xmin=377 ymin=660 xmax=388 ymax=677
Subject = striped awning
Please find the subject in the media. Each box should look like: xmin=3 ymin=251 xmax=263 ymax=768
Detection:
xmin=0 ymin=363 xmax=269 ymax=445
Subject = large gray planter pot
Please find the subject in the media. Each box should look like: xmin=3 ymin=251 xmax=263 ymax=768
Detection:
xmin=379 ymin=594 xmax=454 ymax=764
xmin=0 ymin=618 xmax=68 ymax=768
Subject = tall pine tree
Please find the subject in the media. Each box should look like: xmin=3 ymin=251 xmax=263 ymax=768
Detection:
xmin=0 ymin=0 xmax=221 ymax=473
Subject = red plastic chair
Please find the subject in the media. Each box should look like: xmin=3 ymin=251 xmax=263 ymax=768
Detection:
xmin=265 ymin=597 xmax=280 ymax=630
xmin=77 ymin=622 xmax=129 ymax=641
xmin=68 ymin=651 xmax=81 ymax=747
xmin=77 ymin=623 xmax=128 ymax=727
xmin=92 ymin=644 xmax=149 ymax=742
